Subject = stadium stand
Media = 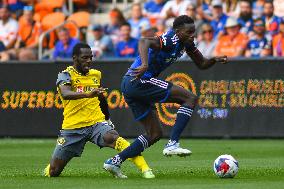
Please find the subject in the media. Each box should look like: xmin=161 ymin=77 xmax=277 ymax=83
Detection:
xmin=0 ymin=0 xmax=284 ymax=61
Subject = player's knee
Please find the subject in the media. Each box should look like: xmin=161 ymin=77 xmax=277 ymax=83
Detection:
xmin=49 ymin=165 xmax=62 ymax=177
xmin=103 ymin=130 xmax=119 ymax=146
xmin=184 ymin=94 xmax=198 ymax=107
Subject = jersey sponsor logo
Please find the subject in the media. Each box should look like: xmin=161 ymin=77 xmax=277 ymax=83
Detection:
xmin=76 ymin=86 xmax=96 ymax=93
xmin=77 ymin=86 xmax=84 ymax=93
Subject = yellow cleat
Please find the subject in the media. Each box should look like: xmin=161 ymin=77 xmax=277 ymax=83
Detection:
xmin=43 ymin=164 xmax=50 ymax=177
xmin=142 ymin=169 xmax=155 ymax=179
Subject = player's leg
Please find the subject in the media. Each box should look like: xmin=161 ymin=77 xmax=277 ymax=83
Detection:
xmin=104 ymin=111 xmax=162 ymax=177
xmin=44 ymin=130 xmax=87 ymax=177
xmin=163 ymin=84 xmax=198 ymax=156
xmin=90 ymin=123 xmax=155 ymax=178
xmin=101 ymin=129 xmax=155 ymax=178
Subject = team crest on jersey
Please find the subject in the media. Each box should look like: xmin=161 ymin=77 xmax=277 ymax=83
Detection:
xmin=57 ymin=137 xmax=66 ymax=145
xmin=75 ymin=79 xmax=80 ymax=84
xmin=93 ymin=78 xmax=98 ymax=84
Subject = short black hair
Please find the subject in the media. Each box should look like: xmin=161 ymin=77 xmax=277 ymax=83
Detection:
xmin=120 ymin=22 xmax=131 ymax=29
xmin=173 ymin=15 xmax=194 ymax=29
xmin=72 ymin=43 xmax=91 ymax=57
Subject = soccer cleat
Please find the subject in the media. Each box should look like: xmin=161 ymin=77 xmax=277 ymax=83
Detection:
xmin=142 ymin=169 xmax=155 ymax=179
xmin=103 ymin=158 xmax=127 ymax=179
xmin=43 ymin=164 xmax=50 ymax=177
xmin=163 ymin=140 xmax=192 ymax=157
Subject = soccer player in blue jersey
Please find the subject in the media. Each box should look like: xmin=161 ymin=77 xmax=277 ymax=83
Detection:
xmin=104 ymin=15 xmax=227 ymax=176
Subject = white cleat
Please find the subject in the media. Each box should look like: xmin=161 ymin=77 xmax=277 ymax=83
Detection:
xmin=163 ymin=140 xmax=192 ymax=157
xmin=103 ymin=158 xmax=127 ymax=179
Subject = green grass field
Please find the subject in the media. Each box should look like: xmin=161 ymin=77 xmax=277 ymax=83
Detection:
xmin=0 ymin=139 xmax=284 ymax=189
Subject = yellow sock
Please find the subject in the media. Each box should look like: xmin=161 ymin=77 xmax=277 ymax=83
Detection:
xmin=44 ymin=164 xmax=50 ymax=177
xmin=115 ymin=137 xmax=150 ymax=172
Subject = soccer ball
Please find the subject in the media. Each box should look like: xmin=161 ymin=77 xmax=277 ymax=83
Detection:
xmin=213 ymin=154 xmax=239 ymax=178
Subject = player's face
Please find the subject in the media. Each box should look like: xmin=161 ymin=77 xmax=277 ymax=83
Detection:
xmin=176 ymin=23 xmax=195 ymax=44
xmin=76 ymin=48 xmax=93 ymax=75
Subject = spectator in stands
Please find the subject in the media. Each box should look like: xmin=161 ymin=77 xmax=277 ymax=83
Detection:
xmin=0 ymin=5 xmax=41 ymax=61
xmin=197 ymin=24 xmax=217 ymax=58
xmin=214 ymin=17 xmax=248 ymax=57
xmin=252 ymin=0 xmax=265 ymax=19
xmin=273 ymin=0 xmax=284 ymax=17
xmin=238 ymin=0 xmax=254 ymax=36
xmin=143 ymin=0 xmax=165 ymax=25
xmin=263 ymin=1 xmax=280 ymax=36
xmin=3 ymin=0 xmax=27 ymax=18
xmin=223 ymin=0 xmax=240 ymax=18
xmin=128 ymin=3 xmax=150 ymax=39
xmin=16 ymin=6 xmax=41 ymax=57
xmin=272 ymin=18 xmax=284 ymax=56
xmin=185 ymin=3 xmax=203 ymax=37
xmin=210 ymin=0 xmax=228 ymax=38
xmin=140 ymin=22 xmax=155 ymax=38
xmin=245 ymin=18 xmax=272 ymax=57
xmin=155 ymin=19 xmax=166 ymax=36
xmin=53 ymin=27 xmax=80 ymax=59
xmin=115 ymin=22 xmax=138 ymax=58
xmin=161 ymin=0 xmax=195 ymax=20
xmin=104 ymin=8 xmax=127 ymax=44
xmin=89 ymin=24 xmax=114 ymax=59
xmin=0 ymin=5 xmax=18 ymax=50
xmin=0 ymin=41 xmax=5 ymax=52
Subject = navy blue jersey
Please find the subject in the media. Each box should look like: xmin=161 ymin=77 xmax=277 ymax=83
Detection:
xmin=126 ymin=29 xmax=197 ymax=79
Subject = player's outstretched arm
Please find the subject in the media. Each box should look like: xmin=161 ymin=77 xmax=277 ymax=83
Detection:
xmin=186 ymin=48 xmax=228 ymax=70
xmin=130 ymin=37 xmax=161 ymax=79
xmin=59 ymin=84 xmax=107 ymax=100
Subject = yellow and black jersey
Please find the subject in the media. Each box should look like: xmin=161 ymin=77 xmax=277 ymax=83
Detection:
xmin=56 ymin=66 xmax=105 ymax=129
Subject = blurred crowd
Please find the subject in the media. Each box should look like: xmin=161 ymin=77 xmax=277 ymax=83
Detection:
xmin=0 ymin=0 xmax=284 ymax=61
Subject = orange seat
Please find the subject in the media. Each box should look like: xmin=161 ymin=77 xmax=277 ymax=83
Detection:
xmin=35 ymin=0 xmax=65 ymax=21
xmin=67 ymin=11 xmax=90 ymax=28
xmin=41 ymin=12 xmax=66 ymax=49
xmin=41 ymin=12 xmax=66 ymax=31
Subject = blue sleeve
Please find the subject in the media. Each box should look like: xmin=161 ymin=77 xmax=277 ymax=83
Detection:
xmin=56 ymin=71 xmax=71 ymax=86
xmin=53 ymin=43 xmax=60 ymax=59
xmin=115 ymin=43 xmax=121 ymax=57
xmin=247 ymin=41 xmax=252 ymax=49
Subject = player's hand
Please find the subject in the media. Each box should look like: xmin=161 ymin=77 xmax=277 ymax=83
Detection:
xmin=86 ymin=87 xmax=108 ymax=98
xmin=130 ymin=65 xmax=148 ymax=81
xmin=212 ymin=56 xmax=228 ymax=64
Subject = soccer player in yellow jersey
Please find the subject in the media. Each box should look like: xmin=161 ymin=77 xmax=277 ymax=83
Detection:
xmin=44 ymin=43 xmax=154 ymax=178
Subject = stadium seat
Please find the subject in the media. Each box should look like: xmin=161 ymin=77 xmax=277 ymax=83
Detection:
xmin=67 ymin=11 xmax=90 ymax=28
xmin=41 ymin=12 xmax=66 ymax=49
xmin=35 ymin=0 xmax=65 ymax=21
xmin=41 ymin=12 xmax=66 ymax=31
xmin=67 ymin=11 xmax=90 ymax=41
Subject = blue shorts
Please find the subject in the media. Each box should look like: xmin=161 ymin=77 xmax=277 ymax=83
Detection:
xmin=121 ymin=75 xmax=172 ymax=120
